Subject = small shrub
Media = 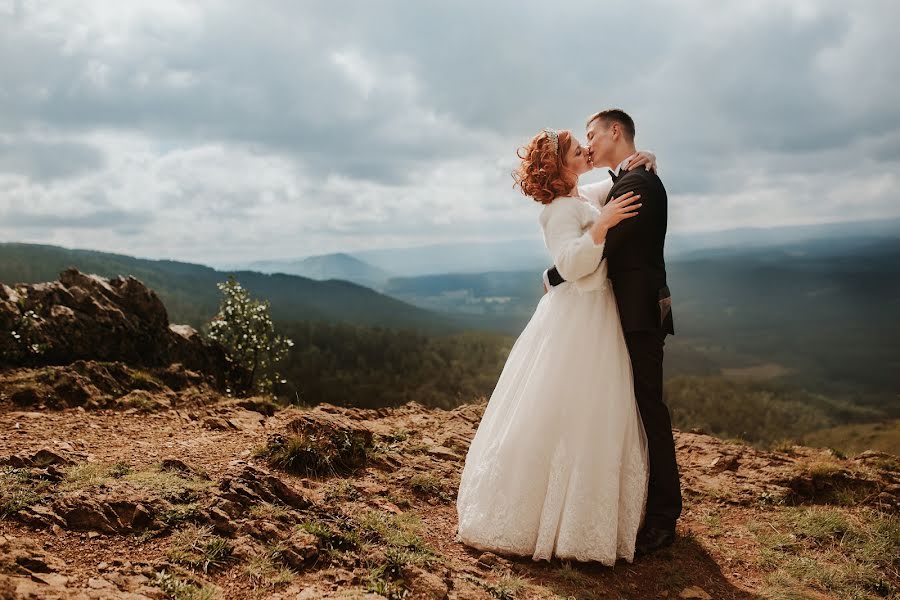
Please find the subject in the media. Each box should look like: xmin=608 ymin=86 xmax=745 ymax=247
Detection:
xmin=2 ymin=304 xmax=48 ymax=365
xmin=206 ymin=275 xmax=293 ymax=396
xmin=259 ymin=430 xmax=369 ymax=478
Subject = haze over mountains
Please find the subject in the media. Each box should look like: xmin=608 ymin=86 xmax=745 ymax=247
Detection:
xmin=245 ymin=253 xmax=394 ymax=291
xmin=229 ymin=217 xmax=900 ymax=284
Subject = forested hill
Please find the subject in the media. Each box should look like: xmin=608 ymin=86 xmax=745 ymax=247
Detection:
xmin=0 ymin=242 xmax=453 ymax=333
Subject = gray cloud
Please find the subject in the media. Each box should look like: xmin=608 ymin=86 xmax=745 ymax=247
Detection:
xmin=0 ymin=1 xmax=898 ymax=265
xmin=5 ymin=207 xmax=148 ymax=230
xmin=0 ymin=139 xmax=104 ymax=181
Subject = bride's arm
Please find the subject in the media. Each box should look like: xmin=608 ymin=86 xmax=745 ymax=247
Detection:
xmin=542 ymin=203 xmax=607 ymax=282
xmin=541 ymin=192 xmax=642 ymax=288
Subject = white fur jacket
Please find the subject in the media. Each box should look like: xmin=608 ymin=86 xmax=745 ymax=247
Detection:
xmin=538 ymin=180 xmax=614 ymax=293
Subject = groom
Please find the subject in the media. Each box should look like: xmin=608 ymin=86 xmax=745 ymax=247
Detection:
xmin=544 ymin=109 xmax=682 ymax=556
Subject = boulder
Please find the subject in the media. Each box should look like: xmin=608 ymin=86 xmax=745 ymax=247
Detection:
xmin=0 ymin=268 xmax=235 ymax=389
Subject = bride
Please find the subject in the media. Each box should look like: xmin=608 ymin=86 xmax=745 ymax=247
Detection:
xmin=455 ymin=127 xmax=655 ymax=565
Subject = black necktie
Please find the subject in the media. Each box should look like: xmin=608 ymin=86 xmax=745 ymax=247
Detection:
xmin=608 ymin=169 xmax=620 ymax=183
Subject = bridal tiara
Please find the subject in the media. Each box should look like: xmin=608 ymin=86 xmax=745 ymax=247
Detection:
xmin=542 ymin=128 xmax=559 ymax=154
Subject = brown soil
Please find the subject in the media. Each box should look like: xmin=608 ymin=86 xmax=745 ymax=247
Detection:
xmin=1 ymin=364 xmax=897 ymax=599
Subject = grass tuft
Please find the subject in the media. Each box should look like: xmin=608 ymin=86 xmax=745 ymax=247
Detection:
xmin=0 ymin=466 xmax=54 ymax=518
xmin=152 ymin=569 xmax=218 ymax=600
xmin=166 ymin=524 xmax=234 ymax=574
xmin=408 ymin=473 xmax=451 ymax=502
xmin=244 ymin=544 xmax=296 ymax=589
xmin=256 ymin=430 xmax=370 ymax=478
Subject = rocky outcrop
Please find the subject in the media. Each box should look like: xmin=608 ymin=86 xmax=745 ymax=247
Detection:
xmin=0 ymin=268 xmax=229 ymax=385
xmin=0 ymin=360 xmax=226 ymax=411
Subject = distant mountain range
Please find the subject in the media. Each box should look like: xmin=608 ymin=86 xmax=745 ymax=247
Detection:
xmin=225 ymin=217 xmax=900 ymax=285
xmin=0 ymin=243 xmax=451 ymax=334
xmin=3 ymin=216 xmax=898 ymax=412
xmin=382 ymin=236 xmax=900 ymax=409
xmin=246 ymin=253 xmax=394 ymax=290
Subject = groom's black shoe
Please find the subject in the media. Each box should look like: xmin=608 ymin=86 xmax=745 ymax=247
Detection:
xmin=635 ymin=526 xmax=675 ymax=557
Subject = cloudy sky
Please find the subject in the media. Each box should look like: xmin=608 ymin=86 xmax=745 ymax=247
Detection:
xmin=1 ymin=0 xmax=898 ymax=267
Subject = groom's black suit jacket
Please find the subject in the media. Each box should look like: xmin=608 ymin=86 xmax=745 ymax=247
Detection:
xmin=547 ymin=166 xmax=675 ymax=336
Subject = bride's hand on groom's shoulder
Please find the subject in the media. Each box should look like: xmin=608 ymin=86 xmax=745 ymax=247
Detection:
xmin=625 ymin=151 xmax=657 ymax=173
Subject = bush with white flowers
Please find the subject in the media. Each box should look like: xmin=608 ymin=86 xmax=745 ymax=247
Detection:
xmin=3 ymin=301 xmax=47 ymax=364
xmin=206 ymin=275 xmax=294 ymax=396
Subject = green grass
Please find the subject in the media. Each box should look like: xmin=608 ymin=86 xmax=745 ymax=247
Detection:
xmin=408 ymin=473 xmax=451 ymax=502
xmin=160 ymin=502 xmax=202 ymax=528
xmin=248 ymin=501 xmax=292 ymax=521
xmin=243 ymin=544 xmax=296 ymax=589
xmin=462 ymin=571 xmax=529 ymax=600
xmin=357 ymin=510 xmax=434 ymax=557
xmin=122 ymin=467 xmax=214 ymax=502
xmin=792 ymin=461 xmax=882 ymax=507
xmin=379 ymin=430 xmax=410 ymax=444
xmin=166 ymin=524 xmax=234 ymax=574
xmin=324 ymin=479 xmax=361 ymax=503
xmin=297 ymin=508 xmax=439 ymax=597
xmin=700 ymin=510 xmax=724 ymax=538
xmin=61 ymin=461 xmax=213 ymax=502
xmin=750 ymin=506 xmax=899 ymax=599
xmin=297 ymin=515 xmax=364 ymax=554
xmin=554 ymin=561 xmax=594 ymax=586
xmin=60 ymin=460 xmax=132 ymax=489
xmin=0 ymin=466 xmax=53 ymax=518
xmin=129 ymin=370 xmax=166 ymax=390
xmin=152 ymin=570 xmax=218 ymax=600
xmin=383 ymin=492 xmax=412 ymax=509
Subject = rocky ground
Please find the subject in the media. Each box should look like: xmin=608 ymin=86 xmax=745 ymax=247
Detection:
xmin=1 ymin=364 xmax=898 ymax=599
xmin=0 ymin=271 xmax=897 ymax=599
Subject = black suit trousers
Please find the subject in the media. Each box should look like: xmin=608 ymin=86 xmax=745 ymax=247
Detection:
xmin=625 ymin=329 xmax=682 ymax=530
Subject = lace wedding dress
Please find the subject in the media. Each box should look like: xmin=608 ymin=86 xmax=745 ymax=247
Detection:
xmin=455 ymin=184 xmax=649 ymax=565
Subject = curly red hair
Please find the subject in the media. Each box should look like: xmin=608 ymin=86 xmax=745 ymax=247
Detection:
xmin=512 ymin=129 xmax=577 ymax=204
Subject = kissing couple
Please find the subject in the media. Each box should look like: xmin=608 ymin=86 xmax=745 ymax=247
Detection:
xmin=456 ymin=109 xmax=682 ymax=564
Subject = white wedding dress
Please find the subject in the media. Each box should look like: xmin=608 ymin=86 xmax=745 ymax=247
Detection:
xmin=455 ymin=181 xmax=649 ymax=565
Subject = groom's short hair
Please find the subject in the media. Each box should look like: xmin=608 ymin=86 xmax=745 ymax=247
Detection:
xmin=587 ymin=109 xmax=635 ymax=142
